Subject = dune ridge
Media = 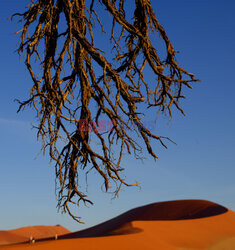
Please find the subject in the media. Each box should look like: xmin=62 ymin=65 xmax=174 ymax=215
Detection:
xmin=61 ymin=199 xmax=228 ymax=238
xmin=2 ymin=199 xmax=235 ymax=249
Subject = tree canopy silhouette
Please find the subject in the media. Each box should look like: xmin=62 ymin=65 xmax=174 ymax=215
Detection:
xmin=13 ymin=0 xmax=198 ymax=222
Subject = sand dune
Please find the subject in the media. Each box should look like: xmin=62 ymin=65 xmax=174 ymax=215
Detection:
xmin=0 ymin=225 xmax=70 ymax=246
xmin=2 ymin=199 xmax=235 ymax=249
xmin=60 ymin=199 xmax=228 ymax=238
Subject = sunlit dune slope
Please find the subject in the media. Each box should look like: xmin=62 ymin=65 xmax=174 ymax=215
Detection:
xmin=3 ymin=200 xmax=235 ymax=250
xmin=0 ymin=225 xmax=70 ymax=246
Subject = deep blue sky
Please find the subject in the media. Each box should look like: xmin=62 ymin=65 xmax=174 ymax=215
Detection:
xmin=0 ymin=0 xmax=235 ymax=232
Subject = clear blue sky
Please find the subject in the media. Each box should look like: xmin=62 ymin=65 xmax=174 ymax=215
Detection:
xmin=0 ymin=0 xmax=235 ymax=232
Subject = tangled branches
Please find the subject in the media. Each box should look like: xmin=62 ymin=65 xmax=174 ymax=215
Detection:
xmin=13 ymin=0 xmax=198 ymax=222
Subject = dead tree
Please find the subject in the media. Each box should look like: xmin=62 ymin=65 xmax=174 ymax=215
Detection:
xmin=12 ymin=0 xmax=198 ymax=222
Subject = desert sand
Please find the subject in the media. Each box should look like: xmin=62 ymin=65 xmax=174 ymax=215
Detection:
xmin=0 ymin=225 xmax=70 ymax=246
xmin=1 ymin=200 xmax=235 ymax=249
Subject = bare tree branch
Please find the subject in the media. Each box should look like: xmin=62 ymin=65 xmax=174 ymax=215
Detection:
xmin=12 ymin=0 xmax=199 ymax=222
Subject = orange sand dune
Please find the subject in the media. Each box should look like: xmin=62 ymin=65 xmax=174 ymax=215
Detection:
xmin=2 ymin=200 xmax=235 ymax=249
xmin=0 ymin=225 xmax=70 ymax=246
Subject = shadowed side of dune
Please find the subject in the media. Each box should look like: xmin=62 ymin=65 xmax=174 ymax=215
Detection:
xmin=60 ymin=199 xmax=228 ymax=239
xmin=126 ymin=199 xmax=228 ymax=221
